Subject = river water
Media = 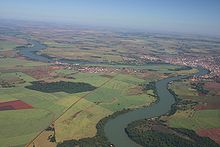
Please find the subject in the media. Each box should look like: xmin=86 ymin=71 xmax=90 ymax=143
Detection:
xmin=18 ymin=40 xmax=208 ymax=147
xmin=18 ymin=40 xmax=108 ymax=65
xmin=104 ymin=69 xmax=208 ymax=147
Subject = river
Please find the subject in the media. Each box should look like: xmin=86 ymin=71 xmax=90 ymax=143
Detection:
xmin=18 ymin=40 xmax=109 ymax=65
xmin=17 ymin=40 xmax=208 ymax=147
xmin=104 ymin=68 xmax=208 ymax=147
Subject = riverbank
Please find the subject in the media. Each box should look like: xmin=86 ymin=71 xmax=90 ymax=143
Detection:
xmin=16 ymin=40 xmax=209 ymax=147
xmin=103 ymin=68 xmax=208 ymax=147
xmin=124 ymin=69 xmax=220 ymax=147
xmin=125 ymin=118 xmax=219 ymax=147
xmin=57 ymin=82 xmax=159 ymax=147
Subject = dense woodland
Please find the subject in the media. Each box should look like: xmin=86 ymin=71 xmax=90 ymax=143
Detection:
xmin=191 ymin=82 xmax=209 ymax=95
xmin=143 ymin=81 xmax=158 ymax=98
xmin=125 ymin=119 xmax=219 ymax=147
xmin=25 ymin=81 xmax=96 ymax=93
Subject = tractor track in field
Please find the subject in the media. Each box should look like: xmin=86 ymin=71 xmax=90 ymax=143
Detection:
xmin=25 ymin=73 xmax=118 ymax=147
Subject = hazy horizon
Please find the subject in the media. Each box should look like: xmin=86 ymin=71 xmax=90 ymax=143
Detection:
xmin=0 ymin=0 xmax=220 ymax=36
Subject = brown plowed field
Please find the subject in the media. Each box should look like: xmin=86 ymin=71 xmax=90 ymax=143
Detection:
xmin=0 ymin=100 xmax=33 ymax=111
xmin=197 ymin=128 xmax=220 ymax=145
xmin=204 ymin=82 xmax=220 ymax=91
xmin=194 ymin=103 xmax=220 ymax=110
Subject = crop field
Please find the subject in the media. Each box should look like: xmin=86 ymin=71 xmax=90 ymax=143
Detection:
xmin=169 ymin=80 xmax=198 ymax=97
xmin=168 ymin=109 xmax=220 ymax=130
xmin=0 ymin=40 xmax=20 ymax=51
xmin=0 ymin=37 xmax=26 ymax=58
xmin=175 ymin=68 xmax=198 ymax=75
xmin=204 ymin=82 xmax=220 ymax=96
xmin=167 ymin=78 xmax=220 ymax=144
xmin=1 ymin=26 xmax=212 ymax=146
xmin=54 ymin=72 xmax=156 ymax=142
xmin=0 ymin=58 xmax=47 ymax=68
xmin=0 ymin=35 xmax=27 ymax=47
xmin=0 ymin=59 xmax=192 ymax=147
xmin=197 ymin=128 xmax=220 ymax=144
xmin=194 ymin=96 xmax=220 ymax=110
xmin=0 ymin=109 xmax=53 ymax=147
xmin=41 ymin=47 xmax=123 ymax=62
xmin=72 ymin=72 xmax=111 ymax=87
xmin=55 ymin=98 xmax=112 ymax=141
xmin=0 ymin=71 xmax=67 ymax=146
xmin=0 ymin=89 xmax=65 ymax=146
xmin=0 ymin=67 xmax=155 ymax=146
xmin=22 ymin=66 xmax=53 ymax=79
xmin=85 ymin=74 xmax=154 ymax=111
xmin=37 ymin=29 xmax=220 ymax=63
xmin=0 ymin=100 xmax=33 ymax=111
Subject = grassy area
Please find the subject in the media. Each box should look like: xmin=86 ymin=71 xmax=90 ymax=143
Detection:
xmin=0 ymin=70 xmax=116 ymax=146
xmin=168 ymin=109 xmax=220 ymax=130
xmin=55 ymin=98 xmax=112 ymax=141
xmin=0 ymin=72 xmax=69 ymax=146
xmin=0 ymin=109 xmax=53 ymax=147
xmin=41 ymin=47 xmax=123 ymax=62
xmin=54 ymin=72 xmax=156 ymax=142
xmin=176 ymin=68 xmax=198 ymax=75
xmin=0 ymin=72 xmax=35 ymax=84
xmin=0 ymin=62 xmax=183 ymax=146
xmin=1 ymin=26 xmax=220 ymax=147
xmin=113 ymin=74 xmax=146 ymax=84
xmin=72 ymin=72 xmax=111 ymax=87
xmin=0 ymin=58 xmax=47 ymax=68
xmin=0 ymin=40 xmax=18 ymax=51
xmin=0 ymin=86 xmax=67 ymax=115
xmin=85 ymin=76 xmax=154 ymax=111
xmin=169 ymin=80 xmax=198 ymax=97
xmin=166 ymin=77 xmax=220 ymax=145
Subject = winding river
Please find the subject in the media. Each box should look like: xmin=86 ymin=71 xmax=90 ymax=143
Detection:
xmin=104 ymin=68 xmax=208 ymax=147
xmin=18 ymin=40 xmax=208 ymax=147
xmin=18 ymin=40 xmax=108 ymax=65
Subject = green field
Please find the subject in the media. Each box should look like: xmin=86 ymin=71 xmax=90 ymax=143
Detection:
xmin=169 ymin=80 xmax=198 ymax=97
xmin=0 ymin=69 xmax=157 ymax=146
xmin=54 ymin=72 xmax=156 ymax=141
xmin=0 ymin=62 xmax=189 ymax=146
xmin=1 ymin=24 xmax=220 ymax=147
xmin=41 ymin=48 xmax=124 ymax=63
xmin=72 ymin=72 xmax=111 ymax=87
xmin=85 ymin=74 xmax=154 ymax=111
xmin=167 ymin=77 xmax=220 ymax=145
xmin=0 ymin=58 xmax=47 ymax=68
xmin=0 ymin=109 xmax=53 ymax=147
xmin=0 ymin=72 xmax=67 ymax=146
xmin=168 ymin=109 xmax=220 ymax=130
xmin=0 ymin=40 xmax=18 ymax=51
xmin=0 ymin=48 xmax=198 ymax=147
xmin=55 ymin=98 xmax=112 ymax=141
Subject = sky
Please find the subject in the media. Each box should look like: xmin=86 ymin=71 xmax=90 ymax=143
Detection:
xmin=0 ymin=0 xmax=220 ymax=35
